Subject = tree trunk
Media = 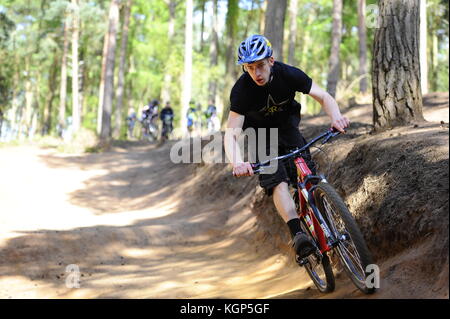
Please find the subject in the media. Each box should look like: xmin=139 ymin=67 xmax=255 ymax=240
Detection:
xmin=221 ymin=0 xmax=239 ymax=125
xmin=199 ymin=0 xmax=206 ymax=52
xmin=97 ymin=28 xmax=109 ymax=135
xmin=420 ymin=0 xmax=428 ymax=94
xmin=114 ymin=0 xmax=132 ymax=139
xmin=78 ymin=43 xmax=86 ymax=126
xmin=430 ymin=31 xmax=438 ymax=91
xmin=298 ymin=10 xmax=313 ymax=66
xmin=244 ymin=0 xmax=256 ymax=38
xmin=181 ymin=0 xmax=193 ymax=135
xmin=21 ymin=59 xmax=33 ymax=139
xmin=71 ymin=0 xmax=81 ymax=133
xmin=326 ymin=0 xmax=343 ymax=98
xmin=358 ymin=0 xmax=368 ymax=93
xmin=287 ymin=0 xmax=298 ymax=66
xmin=58 ymin=16 xmax=69 ymax=136
xmin=264 ymin=0 xmax=287 ymax=62
xmin=30 ymin=80 xmax=39 ymax=138
xmin=0 ymin=109 xmax=3 ymax=139
xmin=225 ymin=0 xmax=239 ymax=80
xmin=11 ymin=35 xmax=21 ymax=139
xmin=372 ymin=0 xmax=424 ymax=130
xmin=100 ymin=0 xmax=120 ymax=141
xmin=208 ymin=0 xmax=219 ymax=106
xmin=43 ymin=52 xmax=59 ymax=135
xmin=259 ymin=0 xmax=267 ymax=35
xmin=299 ymin=11 xmax=314 ymax=114
xmin=161 ymin=0 xmax=176 ymax=105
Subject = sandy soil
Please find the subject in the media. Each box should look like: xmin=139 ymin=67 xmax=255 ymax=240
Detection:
xmin=0 ymin=142 xmax=311 ymax=298
xmin=0 ymin=93 xmax=448 ymax=299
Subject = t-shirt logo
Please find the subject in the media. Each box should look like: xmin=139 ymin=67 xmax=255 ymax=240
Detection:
xmin=259 ymin=94 xmax=290 ymax=116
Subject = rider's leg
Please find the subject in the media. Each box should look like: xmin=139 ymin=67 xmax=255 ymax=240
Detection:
xmin=272 ymin=182 xmax=298 ymax=223
xmin=272 ymin=182 xmax=303 ymax=237
xmin=272 ymin=181 xmax=315 ymax=258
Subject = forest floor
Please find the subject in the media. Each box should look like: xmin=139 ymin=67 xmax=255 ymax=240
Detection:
xmin=0 ymin=92 xmax=448 ymax=299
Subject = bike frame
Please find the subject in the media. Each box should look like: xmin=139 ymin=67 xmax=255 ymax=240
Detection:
xmin=294 ymin=156 xmax=334 ymax=254
xmin=252 ymin=128 xmax=341 ymax=255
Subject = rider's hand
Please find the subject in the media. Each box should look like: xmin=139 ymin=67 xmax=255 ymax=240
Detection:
xmin=331 ymin=115 xmax=350 ymax=133
xmin=232 ymin=162 xmax=254 ymax=177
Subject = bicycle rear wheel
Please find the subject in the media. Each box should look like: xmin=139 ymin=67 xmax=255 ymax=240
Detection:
xmin=298 ymin=218 xmax=335 ymax=293
xmin=314 ymin=182 xmax=376 ymax=294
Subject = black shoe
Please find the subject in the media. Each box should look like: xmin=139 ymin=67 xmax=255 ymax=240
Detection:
xmin=293 ymin=231 xmax=316 ymax=259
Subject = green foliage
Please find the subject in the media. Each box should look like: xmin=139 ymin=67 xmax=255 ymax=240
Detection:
xmin=0 ymin=12 xmax=15 ymax=47
xmin=1 ymin=0 xmax=448 ymax=142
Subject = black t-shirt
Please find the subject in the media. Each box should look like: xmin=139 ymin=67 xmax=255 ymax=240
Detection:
xmin=230 ymin=61 xmax=312 ymax=147
xmin=160 ymin=107 xmax=174 ymax=121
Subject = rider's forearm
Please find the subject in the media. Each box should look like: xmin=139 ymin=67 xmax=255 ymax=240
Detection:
xmin=224 ymin=129 xmax=244 ymax=165
xmin=320 ymin=93 xmax=343 ymax=121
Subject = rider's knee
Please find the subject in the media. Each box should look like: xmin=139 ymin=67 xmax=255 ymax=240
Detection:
xmin=273 ymin=182 xmax=289 ymax=194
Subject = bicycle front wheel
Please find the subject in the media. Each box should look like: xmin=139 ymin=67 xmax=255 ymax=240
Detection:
xmin=314 ymin=182 xmax=376 ymax=294
xmin=299 ymin=219 xmax=335 ymax=293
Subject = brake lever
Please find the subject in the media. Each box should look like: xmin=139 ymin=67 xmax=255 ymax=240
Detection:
xmin=251 ymin=163 xmax=263 ymax=174
xmin=322 ymin=132 xmax=334 ymax=145
xmin=322 ymin=128 xmax=343 ymax=144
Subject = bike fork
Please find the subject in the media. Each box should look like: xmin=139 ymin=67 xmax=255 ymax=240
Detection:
xmin=296 ymin=248 xmax=323 ymax=267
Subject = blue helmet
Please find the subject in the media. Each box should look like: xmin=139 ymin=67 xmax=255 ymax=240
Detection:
xmin=237 ymin=34 xmax=273 ymax=65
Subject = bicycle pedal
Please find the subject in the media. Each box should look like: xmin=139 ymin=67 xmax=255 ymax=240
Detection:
xmin=314 ymin=249 xmax=323 ymax=261
xmin=296 ymin=256 xmax=309 ymax=266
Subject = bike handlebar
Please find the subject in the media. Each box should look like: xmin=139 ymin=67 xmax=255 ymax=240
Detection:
xmin=250 ymin=128 xmax=343 ymax=175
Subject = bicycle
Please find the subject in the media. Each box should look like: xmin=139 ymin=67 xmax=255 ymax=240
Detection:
xmin=250 ymin=128 xmax=376 ymax=294
xmin=159 ymin=115 xmax=173 ymax=145
xmin=141 ymin=117 xmax=159 ymax=142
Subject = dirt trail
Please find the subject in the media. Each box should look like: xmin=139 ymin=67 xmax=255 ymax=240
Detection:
xmin=0 ymin=141 xmax=312 ymax=298
xmin=0 ymin=93 xmax=448 ymax=299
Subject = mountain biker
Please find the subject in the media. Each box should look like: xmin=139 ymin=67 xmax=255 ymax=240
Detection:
xmin=126 ymin=108 xmax=137 ymax=138
xmin=195 ymin=103 xmax=204 ymax=133
xmin=160 ymin=101 xmax=174 ymax=139
xmin=186 ymin=103 xmax=198 ymax=134
xmin=205 ymin=101 xmax=220 ymax=133
xmin=143 ymin=99 xmax=159 ymax=122
xmin=141 ymin=99 xmax=159 ymax=139
xmin=223 ymin=34 xmax=349 ymax=260
xmin=206 ymin=102 xmax=217 ymax=118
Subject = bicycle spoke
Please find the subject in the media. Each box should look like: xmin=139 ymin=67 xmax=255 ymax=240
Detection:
xmin=340 ymin=241 xmax=361 ymax=262
xmin=323 ymin=199 xmax=340 ymax=233
xmin=322 ymin=196 xmax=366 ymax=280
xmin=307 ymin=261 xmax=326 ymax=286
xmin=339 ymin=243 xmax=365 ymax=276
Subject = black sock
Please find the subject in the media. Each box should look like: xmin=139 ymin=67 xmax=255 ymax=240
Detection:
xmin=287 ymin=218 xmax=302 ymax=238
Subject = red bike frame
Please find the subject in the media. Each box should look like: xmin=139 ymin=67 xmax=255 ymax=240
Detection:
xmin=294 ymin=157 xmax=332 ymax=254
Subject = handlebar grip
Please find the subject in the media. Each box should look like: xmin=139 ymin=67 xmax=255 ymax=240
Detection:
xmin=330 ymin=127 xmax=346 ymax=135
xmin=233 ymin=163 xmax=261 ymax=177
xmin=251 ymin=163 xmax=263 ymax=174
